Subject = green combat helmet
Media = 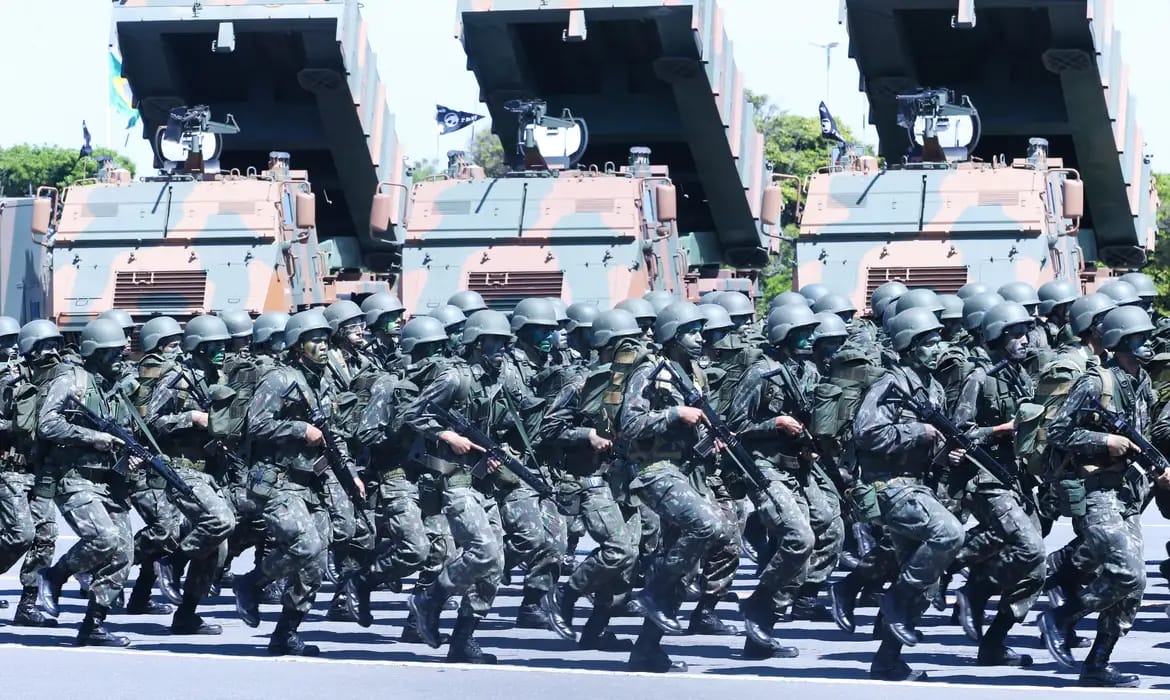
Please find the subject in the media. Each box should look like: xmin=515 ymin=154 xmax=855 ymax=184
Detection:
xmin=889 ymin=308 xmax=943 ymax=353
xmin=284 ymin=309 xmax=332 ymax=347
xmin=1068 ymin=293 xmax=1117 ymax=337
xmin=957 ymin=282 xmax=992 ymax=300
xmin=869 ymin=281 xmax=908 ymax=315
xmin=98 ymin=309 xmax=135 ymax=335
xmin=252 ymin=312 xmax=291 ymax=349
xmin=566 ymin=302 xmax=600 ymax=333
xmin=446 ymin=290 xmax=487 ymax=315
xmin=17 ymin=319 xmax=62 ymax=357
xmin=1099 ymin=306 xmax=1155 ymax=352
xmin=79 ymin=318 xmax=128 ymax=358
xmin=324 ymin=300 xmax=365 ymax=334
xmin=770 ymin=291 xmax=811 ymax=310
xmin=1119 ymin=272 xmax=1156 ymax=306
xmin=511 ymin=298 xmax=559 ymax=332
xmin=643 ymin=290 xmax=678 ymax=315
xmin=1097 ymin=279 xmax=1142 ymax=308
xmin=895 ymin=288 xmax=945 ymax=316
xmin=139 ymin=317 xmax=183 ymax=354
xmin=798 ymin=283 xmax=831 ymax=304
xmin=654 ymin=301 xmax=706 ymax=344
xmin=961 ymin=292 xmax=1006 ymax=334
xmin=997 ymin=282 xmax=1041 ymax=312
xmin=714 ymin=291 xmax=755 ymax=325
xmin=766 ymin=303 xmax=818 ymax=346
xmin=811 ymin=293 xmax=856 ymax=321
xmin=462 ymin=309 xmax=514 ymax=345
xmin=1038 ymin=280 xmax=1080 ymax=316
xmin=982 ymin=302 xmax=1034 ymax=343
xmin=182 ymin=315 xmax=231 ymax=353
xmin=218 ymin=309 xmax=254 ymax=339
xmin=590 ymin=309 xmax=642 ymax=349
xmin=399 ymin=316 xmax=449 ymax=354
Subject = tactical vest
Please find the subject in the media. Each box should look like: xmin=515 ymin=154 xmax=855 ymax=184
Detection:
xmin=1027 ymin=346 xmax=1094 ymax=476
xmin=625 ymin=357 xmax=707 ymax=465
xmin=43 ymin=365 xmax=120 ymax=466
xmin=811 ymin=346 xmax=884 ymax=445
xmin=969 ymin=362 xmax=1033 ymax=473
xmin=743 ymin=355 xmax=809 ymax=464
xmin=135 ymin=354 xmax=179 ymax=417
xmin=595 ymin=337 xmax=654 ymax=442
xmin=408 ymin=356 xmax=474 ymax=477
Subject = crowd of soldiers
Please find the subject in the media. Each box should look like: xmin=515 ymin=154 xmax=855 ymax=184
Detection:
xmin=1 ymin=272 xmax=1169 ymax=687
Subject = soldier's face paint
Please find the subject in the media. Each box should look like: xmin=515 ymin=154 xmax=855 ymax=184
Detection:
xmin=200 ymin=340 xmax=227 ymax=367
xmin=676 ymin=321 xmax=704 ymax=359
xmin=479 ymin=335 xmax=509 ymax=369
xmin=1049 ymin=302 xmax=1072 ymax=326
xmin=704 ymin=329 xmax=729 ymax=346
xmin=789 ymin=327 xmax=814 ymax=356
xmin=1123 ymin=332 xmax=1154 ymax=362
xmin=341 ymin=320 xmax=367 ymax=349
xmin=299 ymin=330 xmax=330 ymax=365
xmin=89 ymin=347 xmax=124 ymax=377
xmin=447 ymin=322 xmax=466 ymax=352
xmin=380 ymin=312 xmax=403 ymax=336
xmin=0 ymin=335 xmax=16 ymax=361
xmin=160 ymin=338 xmax=182 ymax=361
xmin=30 ymin=338 xmax=61 ymax=366
xmin=910 ymin=332 xmax=944 ymax=370
xmin=526 ymin=327 xmax=555 ymax=353
xmin=814 ymin=336 xmax=846 ymax=363
xmin=836 ymin=311 xmax=855 ymax=325
xmin=1002 ymin=323 xmax=1030 ymax=362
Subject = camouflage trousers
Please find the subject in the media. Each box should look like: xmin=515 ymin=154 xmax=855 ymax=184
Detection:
xmin=567 ymin=481 xmax=638 ymax=597
xmin=225 ymin=481 xmax=268 ymax=565
xmin=498 ymin=484 xmax=567 ymax=594
xmin=20 ymin=467 xmax=57 ymax=589
xmin=128 ymin=471 xmax=182 ymax=563
xmin=962 ymin=486 xmax=1046 ymax=621
xmin=367 ymin=475 xmax=429 ymax=583
xmin=437 ymin=485 xmax=504 ymax=618
xmin=324 ymin=470 xmax=376 ymax=580
xmin=749 ymin=471 xmax=814 ymax=610
xmin=802 ymin=465 xmax=845 ymax=586
xmin=416 ymin=474 xmax=452 ymax=587
xmin=0 ymin=470 xmax=35 ymax=576
xmin=694 ymin=476 xmax=742 ymax=597
xmin=53 ymin=473 xmax=134 ymax=608
xmin=634 ymin=464 xmax=737 ymax=590
xmin=258 ymin=478 xmax=332 ymax=613
xmin=875 ymin=478 xmax=963 ymax=600
xmin=1069 ymin=488 xmax=1145 ymax=637
xmin=167 ymin=465 xmax=236 ymax=601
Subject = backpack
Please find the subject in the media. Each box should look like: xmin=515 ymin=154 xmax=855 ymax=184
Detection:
xmin=810 ymin=346 xmax=884 ymax=442
xmin=591 ymin=337 xmax=654 ymax=441
xmin=1025 ymin=350 xmax=1092 ymax=476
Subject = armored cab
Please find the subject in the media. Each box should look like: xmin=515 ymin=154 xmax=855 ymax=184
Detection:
xmin=797 ymin=0 xmax=1158 ymax=314
xmin=400 ymin=0 xmax=774 ymax=314
xmin=29 ymin=0 xmax=406 ymax=331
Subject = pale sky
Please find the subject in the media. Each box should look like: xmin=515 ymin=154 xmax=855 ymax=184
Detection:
xmin=0 ymin=0 xmax=1166 ymax=179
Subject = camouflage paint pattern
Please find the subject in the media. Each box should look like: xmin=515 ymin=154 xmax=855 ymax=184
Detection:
xmin=813 ymin=0 xmax=1159 ymax=314
xmin=431 ymin=0 xmax=773 ymax=310
xmin=15 ymin=0 xmax=409 ymax=332
xmin=0 ymin=198 xmax=46 ymax=323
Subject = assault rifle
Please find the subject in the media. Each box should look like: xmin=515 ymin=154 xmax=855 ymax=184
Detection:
xmin=424 ymin=399 xmax=555 ymax=500
xmin=167 ymin=371 xmax=248 ymax=472
xmin=650 ymin=359 xmax=767 ymax=490
xmin=1081 ymin=398 xmax=1170 ymax=477
xmin=281 ymin=383 xmax=371 ymax=521
xmin=63 ymin=394 xmax=194 ymax=497
xmin=883 ymin=379 xmax=1017 ymax=486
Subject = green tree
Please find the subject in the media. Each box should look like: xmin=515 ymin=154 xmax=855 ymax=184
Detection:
xmin=0 ymin=145 xmax=136 ymax=197
xmin=746 ymin=91 xmax=869 ymax=312
xmin=409 ymin=158 xmax=442 ymax=183
xmin=1147 ymin=172 xmax=1170 ymax=314
xmin=467 ymin=129 xmax=507 ymax=177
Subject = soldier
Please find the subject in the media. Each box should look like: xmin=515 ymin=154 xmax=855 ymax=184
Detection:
xmin=938 ymin=295 xmax=966 ymax=344
xmin=143 ymin=315 xmax=238 ymax=635
xmin=1118 ymin=272 xmax=1157 ymax=312
xmin=1097 ymin=280 xmax=1143 ymax=309
xmin=615 ymin=297 xmax=657 ymax=340
xmin=447 ymin=289 xmax=488 ymax=316
xmin=1040 ymin=306 xmax=1161 ymax=688
xmin=404 ymin=310 xmax=513 ymax=664
xmin=725 ymin=304 xmax=822 ymax=660
xmin=344 ymin=317 xmax=436 ymax=628
xmin=542 ymin=308 xmax=642 ymax=651
xmin=565 ymin=302 xmax=600 ymax=361
xmin=217 ymin=309 xmax=255 ymax=378
xmin=811 ymin=293 xmax=857 ymax=325
xmin=97 ymin=309 xmax=135 ymax=358
xmin=936 ymin=292 xmax=1003 ymax=411
xmin=853 ymin=307 xmax=964 ymax=681
xmin=643 ymin=290 xmax=679 ymax=315
xmin=429 ymin=304 xmax=468 ymax=358
xmin=232 ymin=309 xmax=364 ymax=656
xmin=6 ymin=320 xmax=65 ymax=627
xmin=35 ymin=319 xmax=138 ymax=646
xmin=619 ymin=301 xmax=738 ymax=673
xmin=360 ymin=292 xmax=407 ymax=370
xmin=798 ymin=283 xmax=831 ymax=305
xmin=1038 ymin=279 xmax=1080 ymax=352
xmin=0 ymin=317 xmax=29 ymax=612
xmin=951 ymin=302 xmax=1045 ymax=666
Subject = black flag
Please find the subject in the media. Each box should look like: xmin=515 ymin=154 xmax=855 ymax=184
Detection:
xmin=436 ymin=105 xmax=485 ymax=135
xmin=80 ymin=120 xmax=93 ymax=158
xmin=819 ymin=102 xmax=845 ymax=144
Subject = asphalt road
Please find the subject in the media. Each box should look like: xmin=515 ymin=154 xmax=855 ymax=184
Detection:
xmin=3 ymin=510 xmax=1170 ymax=699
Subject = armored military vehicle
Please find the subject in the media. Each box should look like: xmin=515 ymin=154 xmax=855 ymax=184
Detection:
xmin=396 ymin=0 xmax=776 ymax=313
xmin=795 ymin=0 xmax=1159 ymax=314
xmin=0 ymin=198 xmax=46 ymax=323
xmin=25 ymin=0 xmax=406 ymax=332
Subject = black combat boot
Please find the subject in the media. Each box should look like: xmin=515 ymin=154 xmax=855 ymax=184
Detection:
xmin=153 ymin=553 xmax=185 ymax=606
xmin=634 ymin=578 xmax=683 ymax=635
xmin=869 ymin=626 xmax=924 ymax=681
xmin=540 ymin=587 xmax=575 ymax=641
xmin=1079 ymin=632 xmax=1140 ymax=688
xmin=325 ymin=586 xmax=359 ymax=623
xmin=125 ymin=562 xmax=173 ymax=615
xmin=790 ymin=582 xmax=833 ymax=622
xmin=740 ymin=605 xmax=797 ymax=659
xmin=447 ymin=615 xmax=497 ymax=664
xmin=35 ymin=565 xmax=68 ymax=618
xmin=77 ymin=600 xmax=130 ymax=647
xmin=954 ymin=579 xmax=992 ymax=642
xmin=406 ymin=581 xmax=451 ymax=649
xmin=261 ymin=577 xmax=286 ymax=605
xmin=267 ymin=608 xmax=320 ymax=657
xmin=688 ymin=592 xmax=739 ymax=635
xmin=739 ymin=589 xmax=777 ymax=646
xmin=628 ymin=621 xmax=687 ymax=673
xmin=400 ymin=609 xmax=450 ymax=645
xmin=879 ymin=582 xmax=920 ymax=647
xmin=324 ymin=547 xmax=341 ymax=586
xmin=342 ymin=571 xmax=374 ymax=628
xmin=1038 ymin=595 xmax=1086 ymax=669
xmin=170 ymin=585 xmax=222 ymax=635
xmin=231 ymin=569 xmax=263 ymax=628
xmin=829 ymin=573 xmax=862 ymax=633
xmin=976 ymin=607 xmax=1032 ymax=667
xmin=515 ymin=587 xmax=549 ymax=629
xmin=578 ymin=602 xmax=633 ymax=652
xmin=12 ymin=587 xmax=57 ymax=627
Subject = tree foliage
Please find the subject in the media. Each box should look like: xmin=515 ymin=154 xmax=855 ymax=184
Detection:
xmin=467 ymin=129 xmax=507 ymax=177
xmin=0 ymin=145 xmax=136 ymax=197
xmin=746 ymin=91 xmax=870 ymax=311
xmin=409 ymin=158 xmax=442 ymax=184
xmin=1147 ymin=173 xmax=1170 ymax=314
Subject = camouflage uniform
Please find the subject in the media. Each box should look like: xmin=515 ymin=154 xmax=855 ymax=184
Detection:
xmin=0 ymin=358 xmax=34 ymax=607
xmin=145 ymin=359 xmax=238 ymax=625
xmin=952 ymin=358 xmax=1045 ymax=662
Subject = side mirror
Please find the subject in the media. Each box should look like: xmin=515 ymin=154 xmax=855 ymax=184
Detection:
xmin=294 ymin=191 xmax=316 ymax=229
xmin=761 ymin=185 xmax=784 ymax=226
xmin=1062 ymin=178 xmax=1084 ymax=219
xmin=370 ymin=192 xmax=396 ymax=233
xmin=31 ymin=197 xmax=52 ymax=236
xmin=655 ymin=183 xmax=677 ymax=223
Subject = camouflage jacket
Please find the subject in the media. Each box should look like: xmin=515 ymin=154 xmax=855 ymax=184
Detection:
xmin=143 ymin=357 xmax=221 ymax=463
xmin=0 ymin=358 xmax=21 ymax=448
xmin=247 ymin=360 xmax=354 ymax=477
xmin=618 ymin=356 xmax=711 ymax=466
xmin=538 ymin=363 xmax=608 ymax=477
xmin=953 ymin=355 xmax=1034 ymax=483
xmin=37 ymin=363 xmax=131 ymax=469
xmin=726 ymin=353 xmax=810 ymax=465
xmin=222 ymin=350 xmax=253 ymax=383
xmin=1049 ymin=361 xmax=1152 ymax=474
xmin=354 ymin=371 xmax=419 ymax=475
xmin=853 ymin=366 xmax=946 ymax=478
xmin=510 ymin=341 xmax=574 ymax=398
